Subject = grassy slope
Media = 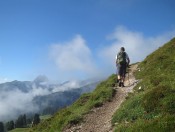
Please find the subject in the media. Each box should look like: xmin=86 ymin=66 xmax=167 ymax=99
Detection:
xmin=40 ymin=115 xmax=52 ymax=120
xmin=30 ymin=75 xmax=117 ymax=132
xmin=112 ymin=38 xmax=175 ymax=131
xmin=9 ymin=128 xmax=30 ymax=132
xmin=9 ymin=115 xmax=51 ymax=132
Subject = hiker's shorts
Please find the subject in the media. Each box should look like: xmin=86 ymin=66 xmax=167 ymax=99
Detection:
xmin=117 ymin=63 xmax=127 ymax=77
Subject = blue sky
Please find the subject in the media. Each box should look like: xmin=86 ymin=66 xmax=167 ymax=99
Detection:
xmin=0 ymin=0 xmax=175 ymax=83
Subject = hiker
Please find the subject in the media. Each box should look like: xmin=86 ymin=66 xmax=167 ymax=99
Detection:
xmin=116 ymin=47 xmax=130 ymax=87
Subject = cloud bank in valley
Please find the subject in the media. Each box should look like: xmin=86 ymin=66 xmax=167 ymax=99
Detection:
xmin=0 ymin=79 xmax=94 ymax=121
xmin=0 ymin=84 xmax=51 ymax=121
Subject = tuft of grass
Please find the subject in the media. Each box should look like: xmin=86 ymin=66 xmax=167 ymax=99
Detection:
xmin=40 ymin=115 xmax=52 ymax=120
xmin=30 ymin=74 xmax=117 ymax=132
xmin=112 ymin=93 xmax=144 ymax=124
xmin=114 ymin=114 xmax=175 ymax=132
xmin=142 ymin=85 xmax=175 ymax=113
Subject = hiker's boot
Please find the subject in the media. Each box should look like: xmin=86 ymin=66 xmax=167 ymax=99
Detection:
xmin=121 ymin=82 xmax=125 ymax=87
xmin=119 ymin=81 xmax=122 ymax=87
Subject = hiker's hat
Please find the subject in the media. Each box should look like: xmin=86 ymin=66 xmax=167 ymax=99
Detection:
xmin=121 ymin=47 xmax=125 ymax=51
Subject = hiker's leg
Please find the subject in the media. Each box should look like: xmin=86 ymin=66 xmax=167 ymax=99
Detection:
xmin=116 ymin=66 xmax=119 ymax=83
xmin=118 ymin=75 xmax=121 ymax=80
xmin=120 ymin=74 xmax=125 ymax=87
xmin=122 ymin=75 xmax=125 ymax=82
xmin=123 ymin=64 xmax=126 ymax=82
xmin=118 ymin=74 xmax=121 ymax=86
xmin=121 ymin=64 xmax=126 ymax=87
xmin=117 ymin=64 xmax=122 ymax=81
xmin=118 ymin=65 xmax=123 ymax=87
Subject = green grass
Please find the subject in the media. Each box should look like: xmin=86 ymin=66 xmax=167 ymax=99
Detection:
xmin=30 ymin=74 xmax=117 ymax=132
xmin=8 ymin=115 xmax=51 ymax=132
xmin=112 ymin=37 xmax=175 ymax=131
xmin=9 ymin=128 xmax=30 ymax=132
xmin=40 ymin=115 xmax=52 ymax=120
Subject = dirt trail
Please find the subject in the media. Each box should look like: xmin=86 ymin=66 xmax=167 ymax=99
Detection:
xmin=64 ymin=64 xmax=139 ymax=132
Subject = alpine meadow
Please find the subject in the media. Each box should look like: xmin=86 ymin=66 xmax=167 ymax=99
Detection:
xmin=28 ymin=38 xmax=175 ymax=131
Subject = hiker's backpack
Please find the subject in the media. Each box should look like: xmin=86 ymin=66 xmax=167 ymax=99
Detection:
xmin=117 ymin=51 xmax=126 ymax=64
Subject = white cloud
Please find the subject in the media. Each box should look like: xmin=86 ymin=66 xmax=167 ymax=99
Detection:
xmin=0 ymin=89 xmax=38 ymax=121
xmin=99 ymin=26 xmax=175 ymax=71
xmin=52 ymin=80 xmax=80 ymax=92
xmin=0 ymin=84 xmax=52 ymax=121
xmin=49 ymin=35 xmax=97 ymax=76
xmin=0 ymin=77 xmax=10 ymax=84
xmin=31 ymin=85 xmax=51 ymax=96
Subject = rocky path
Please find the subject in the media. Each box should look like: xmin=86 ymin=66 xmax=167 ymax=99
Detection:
xmin=64 ymin=64 xmax=139 ymax=132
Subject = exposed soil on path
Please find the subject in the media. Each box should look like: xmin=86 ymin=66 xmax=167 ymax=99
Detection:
xmin=64 ymin=64 xmax=139 ymax=132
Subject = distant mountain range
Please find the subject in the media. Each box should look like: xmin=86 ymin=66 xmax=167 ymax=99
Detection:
xmin=0 ymin=75 xmax=101 ymax=121
xmin=33 ymin=81 xmax=99 ymax=114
